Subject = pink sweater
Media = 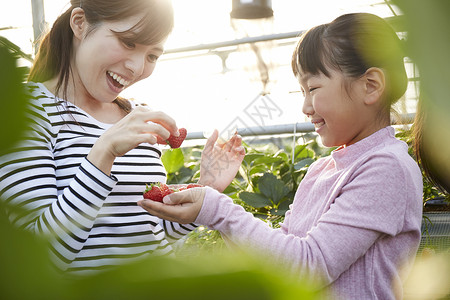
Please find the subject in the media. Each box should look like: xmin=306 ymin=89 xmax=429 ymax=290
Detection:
xmin=197 ymin=127 xmax=423 ymax=299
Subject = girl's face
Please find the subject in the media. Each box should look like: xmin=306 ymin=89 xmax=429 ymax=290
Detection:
xmin=299 ymin=68 xmax=378 ymax=148
xmin=73 ymin=15 xmax=165 ymax=104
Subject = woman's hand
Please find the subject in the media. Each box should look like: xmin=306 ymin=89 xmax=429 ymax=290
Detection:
xmin=137 ymin=187 xmax=206 ymax=224
xmin=198 ymin=129 xmax=245 ymax=192
xmin=87 ymin=106 xmax=179 ymax=175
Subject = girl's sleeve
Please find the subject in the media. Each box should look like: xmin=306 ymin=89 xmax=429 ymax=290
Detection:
xmin=0 ymin=101 xmax=117 ymax=271
xmin=196 ymin=153 xmax=419 ymax=285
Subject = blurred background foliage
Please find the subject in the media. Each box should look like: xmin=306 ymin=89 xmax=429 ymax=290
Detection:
xmin=1 ymin=0 xmax=450 ymax=298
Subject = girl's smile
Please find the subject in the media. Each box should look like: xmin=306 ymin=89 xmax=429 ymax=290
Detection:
xmin=310 ymin=117 xmax=326 ymax=133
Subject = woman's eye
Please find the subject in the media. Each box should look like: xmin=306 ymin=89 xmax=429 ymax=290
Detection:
xmin=123 ymin=41 xmax=135 ymax=49
xmin=147 ymin=54 xmax=159 ymax=63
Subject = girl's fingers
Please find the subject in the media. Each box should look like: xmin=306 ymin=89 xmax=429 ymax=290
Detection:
xmin=204 ymin=129 xmax=219 ymax=151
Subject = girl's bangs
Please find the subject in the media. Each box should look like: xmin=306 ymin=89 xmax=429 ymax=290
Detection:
xmin=292 ymin=24 xmax=331 ymax=78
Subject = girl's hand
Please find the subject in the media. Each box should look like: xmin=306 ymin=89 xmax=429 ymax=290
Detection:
xmin=87 ymin=106 xmax=179 ymax=175
xmin=137 ymin=187 xmax=206 ymax=224
xmin=198 ymin=129 xmax=245 ymax=192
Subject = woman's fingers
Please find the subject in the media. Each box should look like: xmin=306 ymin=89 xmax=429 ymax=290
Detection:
xmin=139 ymin=107 xmax=179 ymax=138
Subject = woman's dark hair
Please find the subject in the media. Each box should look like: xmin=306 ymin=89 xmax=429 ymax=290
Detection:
xmin=28 ymin=0 xmax=174 ymax=109
xmin=291 ymin=13 xmax=407 ymax=114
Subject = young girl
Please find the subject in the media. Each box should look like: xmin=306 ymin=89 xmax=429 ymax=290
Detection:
xmin=0 ymin=0 xmax=244 ymax=275
xmin=139 ymin=13 xmax=423 ymax=299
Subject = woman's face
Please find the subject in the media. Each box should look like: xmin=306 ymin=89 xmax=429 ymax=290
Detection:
xmin=72 ymin=14 xmax=165 ymax=104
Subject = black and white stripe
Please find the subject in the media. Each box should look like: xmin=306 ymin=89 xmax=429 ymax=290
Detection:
xmin=0 ymin=82 xmax=196 ymax=275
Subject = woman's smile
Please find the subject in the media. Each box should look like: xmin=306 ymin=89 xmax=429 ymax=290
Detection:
xmin=106 ymin=70 xmax=130 ymax=93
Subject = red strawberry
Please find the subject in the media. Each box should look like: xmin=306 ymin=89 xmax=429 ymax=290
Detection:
xmin=166 ymin=128 xmax=187 ymax=148
xmin=143 ymin=183 xmax=163 ymax=202
xmin=143 ymin=182 xmax=203 ymax=203
xmin=187 ymin=183 xmax=203 ymax=189
xmin=159 ymin=183 xmax=176 ymax=197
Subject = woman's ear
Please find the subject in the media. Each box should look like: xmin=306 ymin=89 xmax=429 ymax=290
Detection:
xmin=363 ymin=67 xmax=385 ymax=105
xmin=70 ymin=7 xmax=86 ymax=40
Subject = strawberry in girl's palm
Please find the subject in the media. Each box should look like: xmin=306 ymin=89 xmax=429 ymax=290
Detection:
xmin=166 ymin=128 xmax=187 ymax=148
xmin=143 ymin=182 xmax=203 ymax=202
xmin=143 ymin=183 xmax=164 ymax=202
xmin=187 ymin=183 xmax=203 ymax=188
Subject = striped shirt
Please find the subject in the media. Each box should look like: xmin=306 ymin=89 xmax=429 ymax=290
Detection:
xmin=0 ymin=82 xmax=196 ymax=275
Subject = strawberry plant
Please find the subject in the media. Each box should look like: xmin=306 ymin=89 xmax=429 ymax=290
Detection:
xmin=162 ymin=133 xmax=330 ymax=252
xmin=224 ymin=135 xmax=330 ymax=227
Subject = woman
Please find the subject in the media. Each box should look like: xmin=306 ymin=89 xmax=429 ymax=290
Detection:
xmin=0 ymin=0 xmax=245 ymax=275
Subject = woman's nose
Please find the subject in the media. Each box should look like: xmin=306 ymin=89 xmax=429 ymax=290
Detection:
xmin=125 ymin=54 xmax=145 ymax=77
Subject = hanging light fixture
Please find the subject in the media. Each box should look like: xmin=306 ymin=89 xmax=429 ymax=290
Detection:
xmin=223 ymin=0 xmax=283 ymax=143
xmin=230 ymin=0 xmax=273 ymax=19
xmin=229 ymin=0 xmax=276 ymax=95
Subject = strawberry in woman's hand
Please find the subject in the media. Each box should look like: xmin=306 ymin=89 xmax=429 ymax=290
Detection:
xmin=166 ymin=128 xmax=187 ymax=148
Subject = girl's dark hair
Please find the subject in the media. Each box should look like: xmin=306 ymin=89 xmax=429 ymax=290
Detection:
xmin=291 ymin=13 xmax=407 ymax=114
xmin=28 ymin=0 xmax=174 ymax=108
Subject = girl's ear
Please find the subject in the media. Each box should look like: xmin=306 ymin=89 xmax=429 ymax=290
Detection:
xmin=70 ymin=7 xmax=86 ymax=40
xmin=363 ymin=67 xmax=385 ymax=105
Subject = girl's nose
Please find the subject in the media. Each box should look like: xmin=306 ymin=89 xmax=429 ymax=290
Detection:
xmin=302 ymin=95 xmax=314 ymax=117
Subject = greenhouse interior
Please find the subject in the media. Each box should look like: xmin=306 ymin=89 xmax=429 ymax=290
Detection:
xmin=0 ymin=0 xmax=449 ymax=299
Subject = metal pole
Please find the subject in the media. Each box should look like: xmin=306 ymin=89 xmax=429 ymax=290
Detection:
xmin=163 ymin=16 xmax=403 ymax=55
xmin=164 ymin=31 xmax=303 ymax=55
xmin=185 ymin=113 xmax=415 ymax=140
xmin=31 ymin=0 xmax=45 ymax=53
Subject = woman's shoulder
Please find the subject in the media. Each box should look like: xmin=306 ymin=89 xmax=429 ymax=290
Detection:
xmin=24 ymin=82 xmax=66 ymax=128
xmin=25 ymin=82 xmax=61 ymax=107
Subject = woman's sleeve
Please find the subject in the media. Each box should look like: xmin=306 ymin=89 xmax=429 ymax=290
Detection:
xmin=0 ymin=101 xmax=117 ymax=271
xmin=159 ymin=219 xmax=198 ymax=243
xmin=196 ymin=154 xmax=416 ymax=285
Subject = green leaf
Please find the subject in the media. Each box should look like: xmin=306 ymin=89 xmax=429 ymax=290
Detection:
xmin=294 ymin=144 xmax=307 ymax=157
xmin=254 ymin=156 xmax=284 ymax=165
xmin=239 ymin=192 xmax=272 ymax=208
xmin=258 ymin=173 xmax=290 ymax=205
xmin=249 ymin=165 xmax=269 ymax=176
xmin=243 ymin=153 xmax=265 ymax=165
xmin=161 ymin=148 xmax=185 ymax=173
xmin=0 ymin=45 xmax=29 ymax=156
xmin=276 ymin=151 xmax=289 ymax=163
xmin=294 ymin=158 xmax=315 ymax=170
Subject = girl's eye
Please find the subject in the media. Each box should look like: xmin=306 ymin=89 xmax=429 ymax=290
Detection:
xmin=147 ymin=54 xmax=159 ymax=63
xmin=309 ymin=87 xmax=318 ymax=93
